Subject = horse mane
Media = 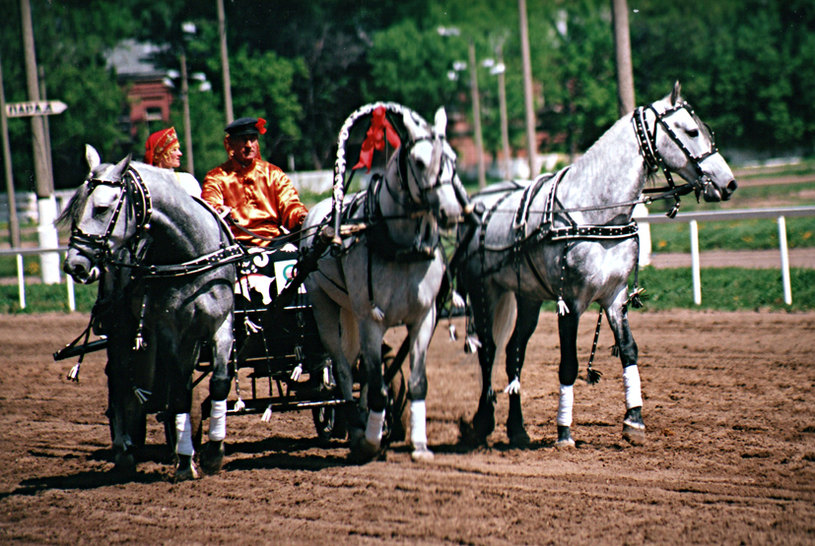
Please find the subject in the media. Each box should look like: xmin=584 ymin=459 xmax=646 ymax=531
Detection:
xmin=56 ymin=183 xmax=90 ymax=228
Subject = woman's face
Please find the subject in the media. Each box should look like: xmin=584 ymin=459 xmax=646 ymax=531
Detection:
xmin=158 ymin=145 xmax=182 ymax=169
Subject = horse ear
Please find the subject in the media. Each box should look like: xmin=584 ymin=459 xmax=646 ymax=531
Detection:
xmin=109 ymin=153 xmax=132 ymax=181
xmin=85 ymin=144 xmax=101 ymax=171
xmin=433 ymin=107 xmax=447 ymax=138
xmin=671 ymin=81 xmax=682 ymax=105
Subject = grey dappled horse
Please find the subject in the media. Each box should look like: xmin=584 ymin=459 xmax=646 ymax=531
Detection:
xmin=301 ymin=106 xmax=467 ymax=462
xmin=59 ymin=146 xmax=239 ymax=480
xmin=457 ymin=83 xmax=737 ymax=448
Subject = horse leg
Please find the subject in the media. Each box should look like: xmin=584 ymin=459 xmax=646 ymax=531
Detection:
xmin=308 ymin=287 xmax=361 ymax=442
xmin=556 ymin=311 xmax=581 ymax=448
xmin=200 ymin=315 xmax=233 ymax=475
xmin=468 ymin=284 xmax=500 ymax=444
xmin=166 ymin=347 xmax=198 ymax=481
xmin=504 ymin=297 xmax=541 ymax=447
xmin=406 ymin=306 xmax=437 ymax=462
xmin=354 ymin=321 xmax=386 ymax=461
xmin=106 ymin=332 xmax=153 ymax=475
xmin=604 ymin=295 xmax=645 ymax=444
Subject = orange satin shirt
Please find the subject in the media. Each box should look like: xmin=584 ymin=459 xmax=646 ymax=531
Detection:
xmin=202 ymin=158 xmax=308 ymax=247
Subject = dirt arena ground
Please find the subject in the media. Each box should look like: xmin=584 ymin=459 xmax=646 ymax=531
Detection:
xmin=1 ymin=310 xmax=813 ymax=544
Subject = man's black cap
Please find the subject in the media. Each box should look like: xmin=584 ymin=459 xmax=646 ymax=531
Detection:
xmin=225 ymin=117 xmax=262 ymax=137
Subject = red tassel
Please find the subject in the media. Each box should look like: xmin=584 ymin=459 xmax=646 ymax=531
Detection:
xmin=353 ymin=106 xmax=401 ymax=172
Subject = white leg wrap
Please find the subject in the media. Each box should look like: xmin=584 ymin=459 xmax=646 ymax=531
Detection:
xmin=175 ymin=413 xmax=194 ymax=456
xmin=557 ymin=384 xmax=574 ymax=427
xmin=623 ymin=365 xmax=643 ymax=409
xmin=365 ymin=409 xmax=385 ymax=446
xmin=410 ymin=400 xmax=427 ymax=446
xmin=209 ymin=399 xmax=227 ymax=442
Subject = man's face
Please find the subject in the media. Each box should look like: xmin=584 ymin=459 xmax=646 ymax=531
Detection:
xmin=229 ymin=134 xmax=259 ymax=166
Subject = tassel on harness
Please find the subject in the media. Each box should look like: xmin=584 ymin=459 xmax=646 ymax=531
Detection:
xmin=585 ymin=309 xmax=604 ymax=384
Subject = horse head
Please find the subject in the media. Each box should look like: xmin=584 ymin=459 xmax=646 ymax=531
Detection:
xmin=399 ymin=107 xmax=465 ymax=228
xmin=58 ymin=145 xmax=148 ymax=284
xmin=644 ymin=81 xmax=737 ymax=202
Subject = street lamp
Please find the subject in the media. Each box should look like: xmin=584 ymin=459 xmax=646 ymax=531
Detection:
xmin=484 ymin=43 xmax=512 ymax=180
xmin=437 ymin=26 xmax=486 ymax=189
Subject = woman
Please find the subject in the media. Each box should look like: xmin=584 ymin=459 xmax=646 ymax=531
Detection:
xmin=144 ymin=127 xmax=201 ymax=197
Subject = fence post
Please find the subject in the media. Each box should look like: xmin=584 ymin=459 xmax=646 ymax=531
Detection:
xmin=16 ymin=253 xmax=25 ymax=309
xmin=778 ymin=216 xmax=792 ymax=305
xmin=689 ymin=220 xmax=701 ymax=305
xmin=64 ymin=251 xmax=75 ymax=311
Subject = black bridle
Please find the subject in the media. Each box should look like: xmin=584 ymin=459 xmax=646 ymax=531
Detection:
xmin=68 ymin=167 xmax=152 ymax=267
xmin=389 ymin=133 xmax=457 ymax=212
xmin=633 ymin=100 xmax=720 ymax=216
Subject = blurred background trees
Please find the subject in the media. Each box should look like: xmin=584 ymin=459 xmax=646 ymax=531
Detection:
xmin=1 ymin=0 xmax=814 ymax=190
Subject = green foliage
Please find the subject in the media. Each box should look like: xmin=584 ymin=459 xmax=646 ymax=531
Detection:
xmin=2 ymin=0 xmax=815 ymax=195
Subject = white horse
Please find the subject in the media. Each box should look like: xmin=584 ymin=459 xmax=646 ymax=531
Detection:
xmin=300 ymin=105 xmax=467 ymax=462
xmin=59 ymin=146 xmax=239 ymax=480
xmin=457 ymin=83 xmax=737 ymax=448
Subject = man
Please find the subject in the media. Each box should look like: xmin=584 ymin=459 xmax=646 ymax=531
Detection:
xmin=202 ymin=117 xmax=308 ymax=247
xmin=144 ymin=126 xmax=201 ymax=197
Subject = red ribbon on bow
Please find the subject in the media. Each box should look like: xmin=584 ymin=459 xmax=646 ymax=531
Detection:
xmin=256 ymin=118 xmax=267 ymax=135
xmin=352 ymin=106 xmax=401 ymax=172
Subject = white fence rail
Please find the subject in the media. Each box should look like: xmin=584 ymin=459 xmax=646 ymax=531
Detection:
xmin=0 ymin=246 xmax=75 ymax=311
xmin=2 ymin=205 xmax=815 ymax=311
xmin=638 ymin=205 xmax=815 ymax=305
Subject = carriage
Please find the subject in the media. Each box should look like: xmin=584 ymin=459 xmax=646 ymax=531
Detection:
xmin=56 ymin=85 xmax=737 ymax=479
xmin=55 ymin=101 xmax=463 ymax=473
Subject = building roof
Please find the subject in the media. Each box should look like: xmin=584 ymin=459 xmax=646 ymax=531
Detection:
xmin=106 ymin=39 xmax=168 ymax=80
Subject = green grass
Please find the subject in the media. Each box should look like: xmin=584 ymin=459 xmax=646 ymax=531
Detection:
xmin=3 ymin=266 xmax=815 ymax=314
xmin=0 ymin=282 xmax=97 ymax=314
xmin=649 ymin=216 xmax=815 ymax=252
xmin=632 ymin=266 xmax=815 ymax=311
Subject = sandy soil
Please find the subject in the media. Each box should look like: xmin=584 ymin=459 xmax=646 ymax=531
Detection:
xmin=1 ymin=310 xmax=814 ymax=544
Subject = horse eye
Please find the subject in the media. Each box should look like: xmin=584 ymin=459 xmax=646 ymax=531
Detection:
xmin=686 ymin=128 xmax=699 ymax=138
xmin=93 ymin=204 xmax=110 ymax=216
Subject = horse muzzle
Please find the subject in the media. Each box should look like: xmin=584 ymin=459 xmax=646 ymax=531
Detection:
xmin=63 ymin=253 xmax=100 ymax=284
xmin=700 ymin=176 xmax=738 ymax=202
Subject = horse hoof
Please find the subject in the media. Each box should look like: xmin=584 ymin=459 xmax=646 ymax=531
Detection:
xmin=200 ymin=441 xmax=225 ymax=475
xmin=174 ymin=455 xmax=200 ymax=482
xmin=508 ymin=429 xmax=531 ymax=448
xmin=555 ymin=425 xmax=575 ymax=449
xmin=113 ymin=452 xmax=137 ymax=476
xmin=349 ymin=438 xmax=383 ymax=464
xmin=411 ymin=443 xmax=434 ymax=463
xmin=623 ymin=407 xmax=646 ymax=445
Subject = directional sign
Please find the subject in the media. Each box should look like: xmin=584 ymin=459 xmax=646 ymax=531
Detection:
xmin=5 ymin=100 xmax=68 ymax=118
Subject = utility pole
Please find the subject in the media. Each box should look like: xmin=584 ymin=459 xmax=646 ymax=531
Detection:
xmin=179 ymin=51 xmax=194 ymax=174
xmin=495 ymin=42 xmax=512 ymax=180
xmin=468 ymin=40 xmax=486 ymax=189
xmin=611 ymin=0 xmax=649 ymax=266
xmin=0 ymin=52 xmax=21 ymax=248
xmin=21 ymin=0 xmax=60 ymax=283
xmin=518 ymin=0 xmax=537 ymax=179
xmin=612 ymin=0 xmax=635 ymax=115
xmin=217 ymin=0 xmax=234 ymax=124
